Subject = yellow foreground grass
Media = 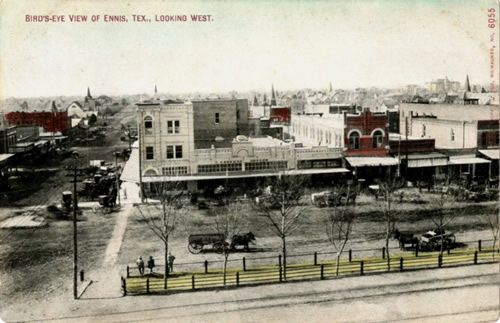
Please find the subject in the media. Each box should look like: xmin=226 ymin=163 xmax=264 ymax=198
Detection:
xmin=125 ymin=246 xmax=498 ymax=294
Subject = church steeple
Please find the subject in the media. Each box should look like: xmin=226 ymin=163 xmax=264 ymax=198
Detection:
xmin=271 ymin=84 xmax=277 ymax=106
xmin=87 ymin=87 xmax=92 ymax=99
xmin=465 ymin=75 xmax=471 ymax=92
xmin=154 ymin=85 xmax=158 ymax=100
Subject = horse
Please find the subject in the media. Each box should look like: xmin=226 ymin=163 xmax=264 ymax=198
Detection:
xmin=393 ymin=229 xmax=419 ymax=250
xmin=231 ymin=232 xmax=256 ymax=251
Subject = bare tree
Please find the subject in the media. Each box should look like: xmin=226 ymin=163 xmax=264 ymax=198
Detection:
xmin=136 ymin=181 xmax=186 ymax=288
xmin=483 ymin=206 xmax=499 ymax=259
xmin=376 ymin=178 xmax=403 ymax=271
xmin=425 ymin=191 xmax=460 ymax=257
xmin=325 ymin=184 xmax=356 ymax=276
xmin=211 ymin=200 xmax=244 ymax=285
xmin=253 ymin=174 xmax=309 ymax=280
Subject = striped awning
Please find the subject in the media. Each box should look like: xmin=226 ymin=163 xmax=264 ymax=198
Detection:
xmin=346 ymin=157 xmax=399 ymax=167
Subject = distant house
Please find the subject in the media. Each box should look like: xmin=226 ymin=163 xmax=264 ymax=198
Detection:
xmin=66 ymin=101 xmax=86 ymax=119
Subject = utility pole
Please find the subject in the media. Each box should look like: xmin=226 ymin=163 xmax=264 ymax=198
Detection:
xmin=66 ymin=166 xmax=85 ymax=299
xmin=115 ymin=150 xmax=121 ymax=207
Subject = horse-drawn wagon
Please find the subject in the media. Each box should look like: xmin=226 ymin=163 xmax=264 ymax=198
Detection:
xmin=187 ymin=232 xmax=256 ymax=254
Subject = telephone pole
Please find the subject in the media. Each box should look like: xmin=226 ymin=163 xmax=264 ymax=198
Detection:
xmin=66 ymin=166 xmax=85 ymax=299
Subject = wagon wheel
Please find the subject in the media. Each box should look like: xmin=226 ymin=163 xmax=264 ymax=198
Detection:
xmin=188 ymin=242 xmax=203 ymax=254
xmin=213 ymin=242 xmax=225 ymax=254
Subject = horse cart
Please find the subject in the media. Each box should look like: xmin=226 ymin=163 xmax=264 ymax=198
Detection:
xmin=187 ymin=232 xmax=256 ymax=254
xmin=188 ymin=234 xmax=228 ymax=254
xmin=419 ymin=229 xmax=456 ymax=251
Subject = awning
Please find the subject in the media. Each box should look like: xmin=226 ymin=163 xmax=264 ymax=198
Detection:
xmin=142 ymin=168 xmax=350 ymax=183
xmin=404 ymin=152 xmax=448 ymax=168
xmin=0 ymin=154 xmax=14 ymax=166
xmin=346 ymin=157 xmax=398 ymax=167
xmin=448 ymin=157 xmax=491 ymax=165
xmin=478 ymin=149 xmax=499 ymax=160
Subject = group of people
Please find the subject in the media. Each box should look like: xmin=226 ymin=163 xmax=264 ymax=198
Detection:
xmin=136 ymin=252 xmax=176 ymax=276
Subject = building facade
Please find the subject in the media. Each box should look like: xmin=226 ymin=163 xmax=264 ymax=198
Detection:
xmin=137 ymin=100 xmax=347 ymax=193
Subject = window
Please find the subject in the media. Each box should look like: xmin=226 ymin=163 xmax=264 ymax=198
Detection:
xmin=175 ymin=145 xmax=183 ymax=158
xmin=349 ymin=132 xmax=360 ymax=149
xmin=244 ymin=160 xmax=287 ymax=171
xmin=167 ymin=145 xmax=183 ymax=159
xmin=215 ymin=113 xmax=220 ymax=124
xmin=372 ymin=130 xmax=383 ymax=148
xmin=167 ymin=120 xmax=180 ymax=134
xmin=450 ymin=129 xmax=455 ymax=142
xmin=146 ymin=146 xmax=154 ymax=160
xmin=422 ymin=124 xmax=426 ymax=136
xmin=198 ymin=162 xmax=242 ymax=173
xmin=144 ymin=116 xmax=153 ymax=135
xmin=162 ymin=166 xmax=188 ymax=175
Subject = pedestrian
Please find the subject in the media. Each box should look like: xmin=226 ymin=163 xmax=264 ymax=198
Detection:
xmin=147 ymin=256 xmax=155 ymax=273
xmin=167 ymin=252 xmax=176 ymax=273
xmin=136 ymin=256 xmax=145 ymax=276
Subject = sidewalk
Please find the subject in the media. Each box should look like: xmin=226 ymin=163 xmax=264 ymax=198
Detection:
xmin=80 ymin=204 xmax=133 ymax=299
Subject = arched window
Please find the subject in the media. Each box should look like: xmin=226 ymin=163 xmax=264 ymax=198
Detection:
xmin=372 ymin=130 xmax=383 ymax=148
xmin=144 ymin=116 xmax=153 ymax=134
xmin=349 ymin=132 xmax=360 ymax=149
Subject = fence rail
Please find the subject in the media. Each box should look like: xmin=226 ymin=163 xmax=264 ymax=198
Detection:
xmin=123 ymin=241 xmax=498 ymax=295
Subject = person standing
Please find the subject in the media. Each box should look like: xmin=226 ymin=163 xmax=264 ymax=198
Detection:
xmin=136 ymin=256 xmax=145 ymax=276
xmin=167 ymin=252 xmax=176 ymax=273
xmin=147 ymin=256 xmax=155 ymax=273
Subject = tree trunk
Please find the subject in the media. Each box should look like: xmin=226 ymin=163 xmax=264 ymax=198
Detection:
xmin=336 ymin=252 xmax=341 ymax=276
xmin=282 ymin=236 xmax=287 ymax=281
xmin=385 ymin=235 xmax=391 ymax=271
xmin=493 ymin=237 xmax=497 ymax=260
xmin=223 ymin=253 xmax=228 ymax=285
xmin=164 ymin=241 xmax=169 ymax=289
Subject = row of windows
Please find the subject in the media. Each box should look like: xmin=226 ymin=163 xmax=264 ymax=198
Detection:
xmin=348 ymin=131 xmax=384 ymax=149
xmin=143 ymin=117 xmax=180 ymax=135
xmin=145 ymin=145 xmax=183 ymax=160
xmin=162 ymin=166 xmax=188 ymax=175
xmin=292 ymin=122 xmax=342 ymax=146
xmin=245 ymin=161 xmax=287 ymax=171
xmin=297 ymin=159 xmax=340 ymax=169
xmin=198 ymin=162 xmax=242 ymax=173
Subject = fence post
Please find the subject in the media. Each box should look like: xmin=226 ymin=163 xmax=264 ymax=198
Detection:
xmin=126 ymin=265 xmax=130 ymax=278
xmin=382 ymin=247 xmax=386 ymax=260
xmin=204 ymin=260 xmax=208 ymax=274
xmin=236 ymin=272 xmax=240 ymax=286
xmin=243 ymin=257 xmax=246 ymax=272
xmin=478 ymin=240 xmax=482 ymax=252
xmin=80 ymin=270 xmax=84 ymax=282
xmin=415 ymin=245 xmax=419 ymax=257
xmin=349 ymin=249 xmax=352 ymax=262
xmin=320 ymin=264 xmax=324 ymax=280
xmin=192 ymin=275 xmax=195 ymax=290
xmin=314 ymin=252 xmax=317 ymax=266
xmin=146 ymin=278 xmax=150 ymax=294
xmin=164 ymin=274 xmax=167 ymax=290
xmin=474 ymin=251 xmax=478 ymax=264
xmin=399 ymin=257 xmax=403 ymax=272
xmin=360 ymin=261 xmax=364 ymax=275
xmin=438 ymin=254 xmax=442 ymax=268
xmin=121 ymin=276 xmax=127 ymax=296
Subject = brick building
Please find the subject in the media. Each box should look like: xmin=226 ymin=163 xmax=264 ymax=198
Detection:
xmin=6 ymin=111 xmax=67 ymax=133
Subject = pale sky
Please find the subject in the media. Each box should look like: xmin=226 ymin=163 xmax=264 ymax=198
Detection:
xmin=0 ymin=0 xmax=497 ymax=97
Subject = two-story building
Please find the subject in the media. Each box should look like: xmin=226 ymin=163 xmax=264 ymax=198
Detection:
xmin=132 ymin=99 xmax=348 ymax=196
